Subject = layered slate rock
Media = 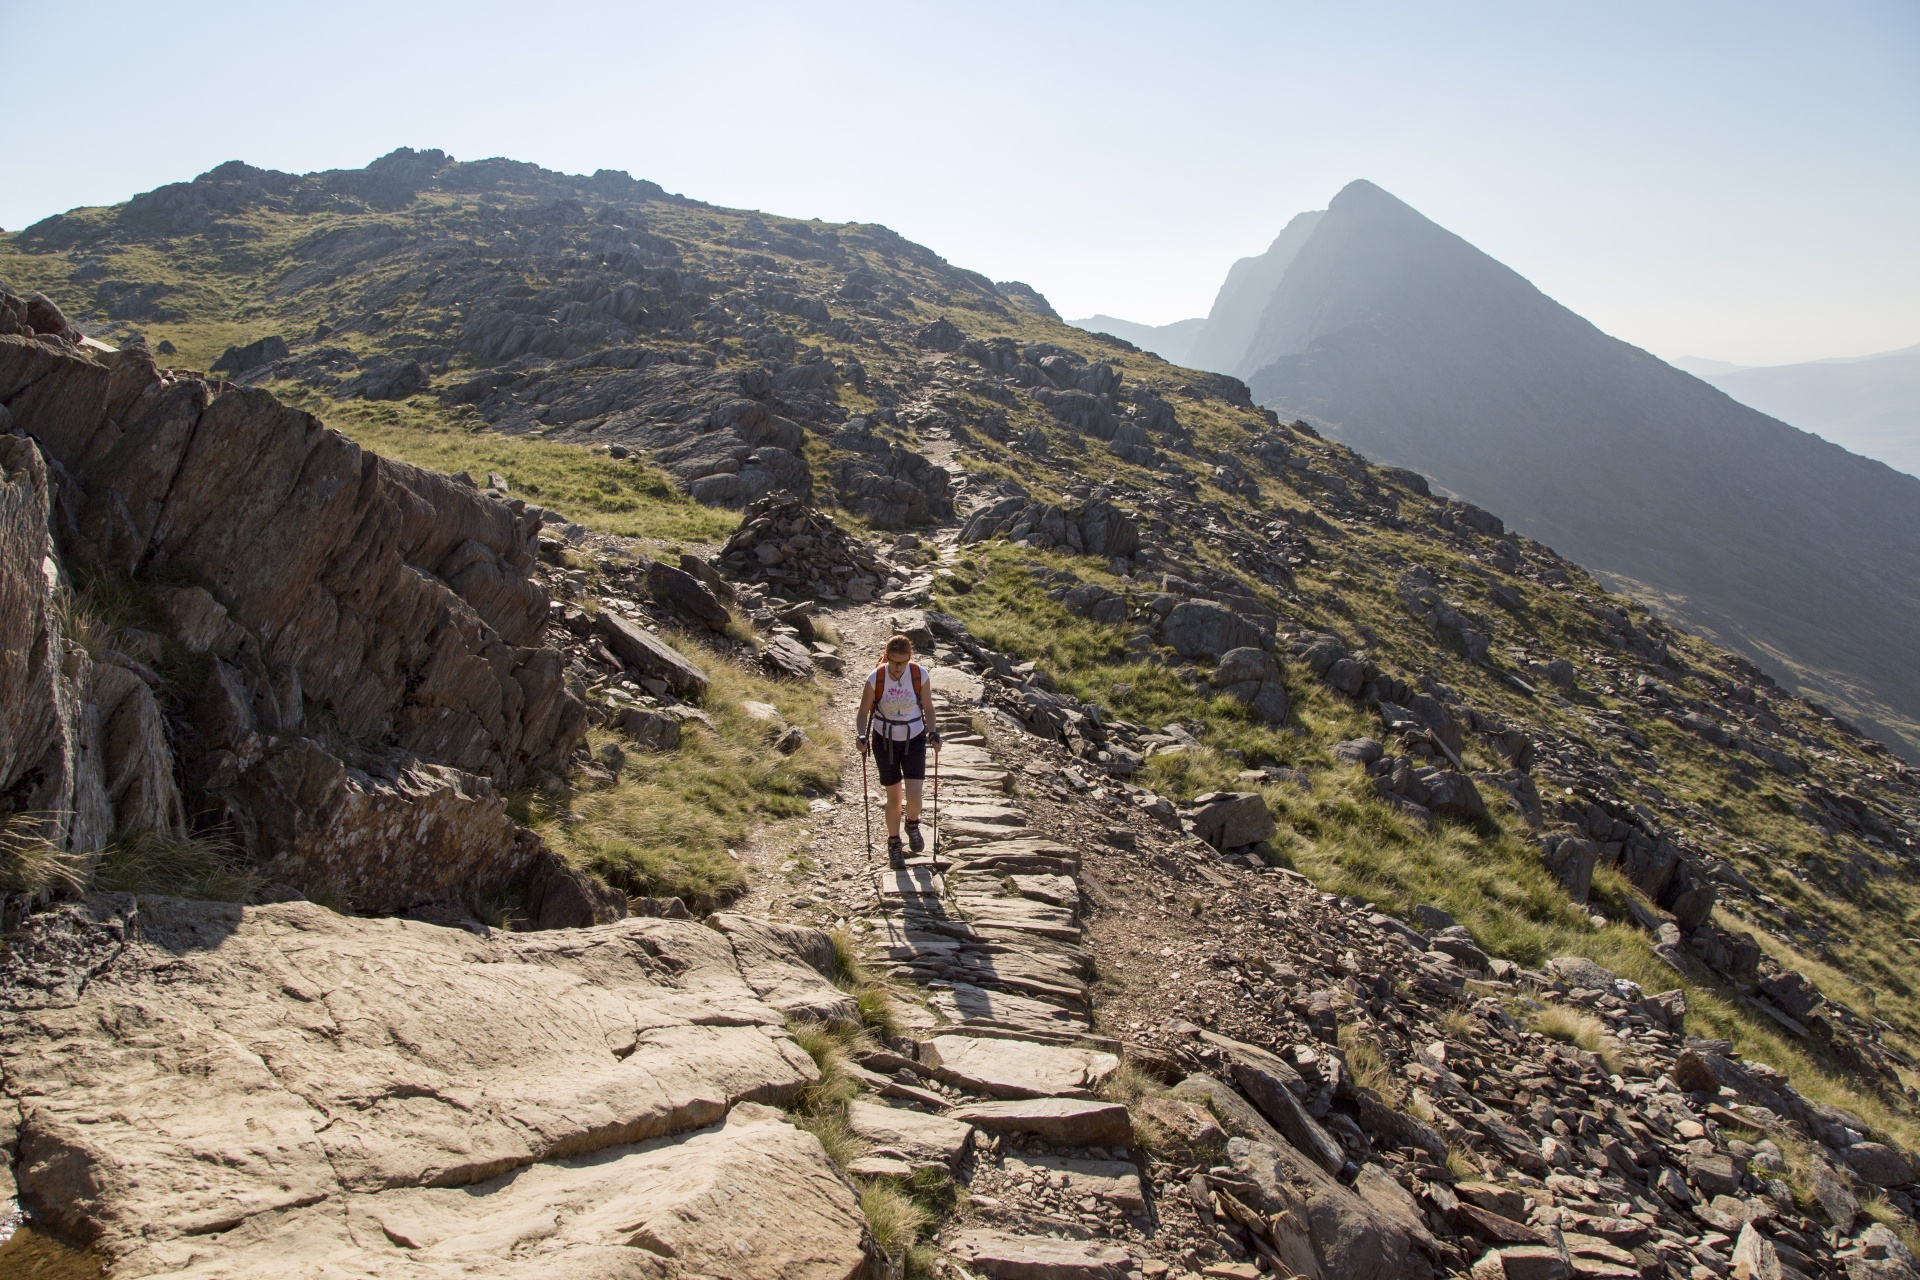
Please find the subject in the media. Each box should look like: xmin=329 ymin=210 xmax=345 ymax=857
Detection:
xmin=1 ymin=896 xmax=865 ymax=1279
xmin=0 ymin=311 xmax=588 ymax=909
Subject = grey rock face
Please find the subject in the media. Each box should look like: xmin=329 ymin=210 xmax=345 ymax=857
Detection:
xmin=1161 ymin=600 xmax=1264 ymax=661
xmin=0 ymin=325 xmax=586 ymax=910
xmin=1187 ymin=791 xmax=1277 ymax=849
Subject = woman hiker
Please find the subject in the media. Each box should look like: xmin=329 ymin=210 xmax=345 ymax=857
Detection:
xmin=855 ymin=633 xmax=941 ymax=867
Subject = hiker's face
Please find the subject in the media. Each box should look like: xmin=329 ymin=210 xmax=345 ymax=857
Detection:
xmin=888 ymin=649 xmax=910 ymax=668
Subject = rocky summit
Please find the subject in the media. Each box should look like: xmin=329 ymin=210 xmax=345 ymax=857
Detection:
xmin=3 ymin=152 xmax=1920 ymax=1279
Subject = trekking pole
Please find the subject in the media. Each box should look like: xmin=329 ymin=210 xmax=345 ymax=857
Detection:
xmin=860 ymin=742 xmax=874 ymax=877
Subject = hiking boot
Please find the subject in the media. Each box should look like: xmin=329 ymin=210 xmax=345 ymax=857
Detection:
xmin=886 ymin=836 xmax=906 ymax=866
xmin=905 ymin=822 xmax=925 ymax=854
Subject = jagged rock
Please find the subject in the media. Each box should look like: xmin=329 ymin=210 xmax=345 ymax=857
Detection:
xmin=1187 ymin=791 xmax=1277 ymax=849
xmin=762 ymin=634 xmax=817 ymax=681
xmin=595 ymin=612 xmax=710 ymax=696
xmin=1228 ymin=1135 xmax=1414 ymax=1279
xmin=1 ymin=327 xmax=586 ymax=905
xmin=960 ymin=495 xmax=1141 ymax=558
xmin=826 ymin=417 xmax=953 ymax=527
xmin=1134 ymin=1097 xmax=1226 ymax=1155
xmin=945 ymin=1098 xmax=1133 ymax=1146
xmin=337 ymin=356 xmax=430 ymax=400
xmin=524 ymin=847 xmax=630 ymax=929
xmin=0 ymin=897 xmax=848 ymax=1277
xmin=1161 ymin=600 xmax=1264 ymax=661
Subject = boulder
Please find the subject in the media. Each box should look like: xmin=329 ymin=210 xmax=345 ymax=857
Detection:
xmin=1214 ymin=646 xmax=1290 ymax=723
xmin=0 ymin=897 xmax=845 ymax=1277
xmin=523 ymin=849 xmax=630 ymax=929
xmin=1843 ymin=1141 xmax=1915 ymax=1189
xmin=945 ymin=1098 xmax=1133 ymax=1147
xmin=595 ymin=612 xmax=710 ymax=696
xmin=648 ymin=560 xmax=731 ymax=632
xmin=1542 ymin=833 xmax=1599 ymax=903
xmin=617 ymin=706 xmax=682 ymax=751
xmin=762 ymin=634 xmax=818 ymax=681
xmin=1160 ymin=600 xmax=1263 ymax=660
xmin=1333 ymin=737 xmax=1385 ymax=766
xmin=1187 ymin=791 xmax=1277 ymax=850
xmin=1229 ymin=1135 xmax=1413 ymax=1280
xmin=210 ymin=334 xmax=289 ymax=375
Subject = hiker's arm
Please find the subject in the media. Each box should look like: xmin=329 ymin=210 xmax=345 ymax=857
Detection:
xmin=854 ymin=680 xmax=875 ymax=739
xmin=919 ymin=670 xmax=939 ymax=746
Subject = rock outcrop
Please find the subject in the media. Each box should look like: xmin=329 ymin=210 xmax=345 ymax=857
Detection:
xmin=0 ymin=293 xmax=587 ymax=911
xmin=1 ymin=895 xmax=867 ymax=1279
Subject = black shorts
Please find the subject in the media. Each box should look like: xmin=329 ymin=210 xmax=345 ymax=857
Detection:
xmin=871 ymin=732 xmax=927 ymax=786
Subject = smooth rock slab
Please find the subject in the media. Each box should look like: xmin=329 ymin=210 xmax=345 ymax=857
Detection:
xmin=847 ymin=1100 xmax=975 ymax=1165
xmin=946 ymin=1098 xmax=1134 ymax=1147
xmin=948 ymin=1229 xmax=1131 ymax=1280
xmin=2 ymin=897 xmax=826 ymax=1271
xmin=139 ymin=1102 xmax=867 ymax=1280
xmin=921 ymin=1034 xmax=1115 ymax=1099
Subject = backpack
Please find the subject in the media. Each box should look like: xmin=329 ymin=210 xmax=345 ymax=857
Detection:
xmin=869 ymin=658 xmax=925 ymax=700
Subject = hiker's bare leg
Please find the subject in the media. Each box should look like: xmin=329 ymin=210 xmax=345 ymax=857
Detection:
xmin=904 ymin=778 xmax=924 ymax=823
xmin=885 ymin=783 xmax=903 ymax=836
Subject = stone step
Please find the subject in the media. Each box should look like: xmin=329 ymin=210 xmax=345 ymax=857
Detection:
xmin=921 ymin=1034 xmax=1119 ymax=1100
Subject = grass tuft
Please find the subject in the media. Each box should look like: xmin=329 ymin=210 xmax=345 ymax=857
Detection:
xmin=91 ymin=831 xmax=258 ymax=901
xmin=1530 ymin=1004 xmax=1623 ymax=1075
xmin=0 ymin=813 xmax=87 ymax=895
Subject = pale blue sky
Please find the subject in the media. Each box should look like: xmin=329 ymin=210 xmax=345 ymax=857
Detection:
xmin=4 ymin=0 xmax=1915 ymax=365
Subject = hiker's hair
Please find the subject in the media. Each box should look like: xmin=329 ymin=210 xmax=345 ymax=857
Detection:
xmin=884 ymin=633 xmax=914 ymax=658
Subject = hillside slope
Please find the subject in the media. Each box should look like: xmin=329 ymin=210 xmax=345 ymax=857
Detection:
xmin=1689 ymin=346 xmax=1920 ymax=480
xmin=1104 ymin=181 xmax=1920 ymax=763
xmin=8 ymin=151 xmax=1920 ymax=1273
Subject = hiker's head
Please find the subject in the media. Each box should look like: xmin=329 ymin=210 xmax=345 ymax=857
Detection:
xmin=884 ymin=634 xmax=913 ymax=664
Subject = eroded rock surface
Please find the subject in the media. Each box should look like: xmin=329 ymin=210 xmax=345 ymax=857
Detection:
xmin=1 ymin=896 xmax=865 ymax=1278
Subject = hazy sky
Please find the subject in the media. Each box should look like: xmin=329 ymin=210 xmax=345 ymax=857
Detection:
xmin=6 ymin=1 xmax=1916 ymax=366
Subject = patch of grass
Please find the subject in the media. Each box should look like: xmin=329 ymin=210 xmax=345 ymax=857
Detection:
xmin=302 ymin=394 xmax=739 ymax=545
xmin=1339 ymin=1024 xmax=1407 ymax=1109
xmin=0 ymin=814 xmax=86 ymax=895
xmin=860 ymin=1180 xmax=936 ymax=1275
xmin=826 ymin=926 xmax=902 ymax=1037
xmin=535 ymin=638 xmax=841 ymax=910
xmin=91 ymin=831 xmax=258 ymax=901
xmin=1530 ymin=1004 xmax=1622 ymax=1074
xmin=1863 ymin=1195 xmax=1920 ymax=1258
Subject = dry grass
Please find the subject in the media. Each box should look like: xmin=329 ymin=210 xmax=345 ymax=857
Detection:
xmin=0 ymin=814 xmax=86 ymax=895
xmin=91 ymin=831 xmax=258 ymax=902
xmin=527 ymin=638 xmax=841 ymax=909
xmin=1530 ymin=1004 xmax=1623 ymax=1075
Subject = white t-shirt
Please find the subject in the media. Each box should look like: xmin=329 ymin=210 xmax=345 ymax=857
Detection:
xmin=868 ymin=663 xmax=926 ymax=740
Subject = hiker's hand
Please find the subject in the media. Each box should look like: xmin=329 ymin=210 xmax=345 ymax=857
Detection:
xmin=856 ymin=737 xmax=869 ymax=757
xmin=926 ymin=730 xmax=941 ymax=750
